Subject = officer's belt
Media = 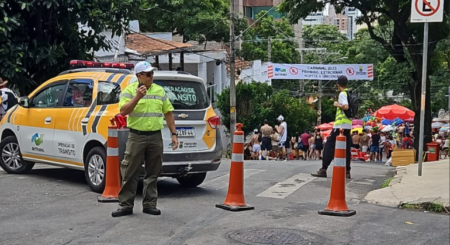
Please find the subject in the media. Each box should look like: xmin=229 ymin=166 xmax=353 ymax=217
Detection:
xmin=129 ymin=128 xmax=161 ymax=136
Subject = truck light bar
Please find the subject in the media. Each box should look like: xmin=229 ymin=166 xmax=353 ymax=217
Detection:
xmin=69 ymin=60 xmax=134 ymax=69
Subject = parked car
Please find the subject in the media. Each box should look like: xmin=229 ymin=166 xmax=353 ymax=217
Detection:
xmin=0 ymin=60 xmax=223 ymax=193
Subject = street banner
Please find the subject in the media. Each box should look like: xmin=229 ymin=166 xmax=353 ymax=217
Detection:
xmin=267 ymin=63 xmax=374 ymax=81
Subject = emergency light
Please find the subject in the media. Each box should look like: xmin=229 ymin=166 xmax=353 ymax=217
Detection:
xmin=69 ymin=60 xmax=135 ymax=69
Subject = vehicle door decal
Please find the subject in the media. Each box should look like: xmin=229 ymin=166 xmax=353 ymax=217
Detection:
xmin=91 ymin=74 xmax=127 ymax=133
xmin=117 ymin=73 xmax=128 ymax=85
xmin=82 ymin=73 xmax=117 ymax=135
xmin=7 ymin=104 xmax=19 ymax=123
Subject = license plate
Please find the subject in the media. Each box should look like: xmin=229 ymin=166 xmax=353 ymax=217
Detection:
xmin=176 ymin=127 xmax=195 ymax=137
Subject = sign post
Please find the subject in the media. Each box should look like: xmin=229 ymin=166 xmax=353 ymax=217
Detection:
xmin=410 ymin=0 xmax=443 ymax=176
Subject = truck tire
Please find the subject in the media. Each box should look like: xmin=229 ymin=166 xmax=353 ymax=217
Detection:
xmin=176 ymin=172 xmax=207 ymax=187
xmin=84 ymin=146 xmax=106 ymax=193
xmin=0 ymin=136 xmax=34 ymax=174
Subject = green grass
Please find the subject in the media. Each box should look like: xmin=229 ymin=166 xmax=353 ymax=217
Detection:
xmin=400 ymin=203 xmax=449 ymax=214
xmin=380 ymin=177 xmax=393 ymax=188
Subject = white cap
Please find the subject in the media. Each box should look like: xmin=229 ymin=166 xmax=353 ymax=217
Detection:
xmin=277 ymin=115 xmax=284 ymax=121
xmin=135 ymin=61 xmax=155 ymax=74
xmin=254 ymin=129 xmax=258 ymax=133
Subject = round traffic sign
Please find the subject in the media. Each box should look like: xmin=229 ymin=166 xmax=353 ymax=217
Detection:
xmin=346 ymin=67 xmax=355 ymax=76
xmin=415 ymin=0 xmax=440 ymax=17
xmin=289 ymin=67 xmax=298 ymax=75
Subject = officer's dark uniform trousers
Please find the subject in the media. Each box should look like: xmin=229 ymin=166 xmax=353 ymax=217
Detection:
xmin=118 ymin=129 xmax=163 ymax=210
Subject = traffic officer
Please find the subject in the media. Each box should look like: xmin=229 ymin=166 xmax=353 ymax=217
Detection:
xmin=112 ymin=61 xmax=178 ymax=217
xmin=311 ymin=75 xmax=352 ymax=179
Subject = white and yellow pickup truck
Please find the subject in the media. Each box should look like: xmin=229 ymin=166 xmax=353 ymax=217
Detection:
xmin=0 ymin=60 xmax=223 ymax=193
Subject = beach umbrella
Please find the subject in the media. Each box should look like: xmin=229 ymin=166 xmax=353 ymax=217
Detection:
xmin=374 ymin=104 xmax=415 ymax=120
xmin=321 ymin=129 xmax=332 ymax=138
xmin=317 ymin=123 xmax=333 ymax=130
xmin=352 ymin=119 xmax=364 ymax=125
xmin=382 ymin=125 xmax=394 ymax=132
xmin=351 ymin=128 xmax=363 ymax=134
xmin=382 ymin=117 xmax=404 ymax=126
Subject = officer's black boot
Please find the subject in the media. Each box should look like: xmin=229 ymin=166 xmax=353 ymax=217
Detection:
xmin=143 ymin=207 xmax=161 ymax=215
xmin=111 ymin=209 xmax=133 ymax=217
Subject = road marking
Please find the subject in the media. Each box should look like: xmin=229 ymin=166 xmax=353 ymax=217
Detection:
xmin=349 ymin=181 xmax=374 ymax=186
xmin=202 ymin=169 xmax=265 ymax=190
xmin=256 ymin=173 xmax=317 ymax=199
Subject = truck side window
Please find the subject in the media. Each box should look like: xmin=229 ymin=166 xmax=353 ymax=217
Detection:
xmin=97 ymin=82 xmax=121 ymax=105
xmin=62 ymin=79 xmax=94 ymax=107
xmin=30 ymin=83 xmax=66 ymax=108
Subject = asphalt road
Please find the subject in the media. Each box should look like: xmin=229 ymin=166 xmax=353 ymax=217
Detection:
xmin=0 ymin=159 xmax=448 ymax=245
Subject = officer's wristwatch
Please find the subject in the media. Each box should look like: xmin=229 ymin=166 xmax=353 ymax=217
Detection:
xmin=171 ymin=132 xmax=178 ymax=137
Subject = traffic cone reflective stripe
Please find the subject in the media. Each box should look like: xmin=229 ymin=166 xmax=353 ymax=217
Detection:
xmin=216 ymin=123 xmax=254 ymax=212
xmin=334 ymin=139 xmax=346 ymax=166
xmin=98 ymin=120 xmax=121 ymax=203
xmin=231 ymin=133 xmax=244 ymax=162
xmin=318 ymin=129 xmax=356 ymax=217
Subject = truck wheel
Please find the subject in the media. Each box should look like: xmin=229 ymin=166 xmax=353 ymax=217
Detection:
xmin=176 ymin=173 xmax=207 ymax=187
xmin=84 ymin=146 xmax=106 ymax=193
xmin=0 ymin=136 xmax=34 ymax=174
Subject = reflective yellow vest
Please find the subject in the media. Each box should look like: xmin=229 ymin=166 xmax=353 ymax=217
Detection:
xmin=119 ymin=82 xmax=174 ymax=131
xmin=334 ymin=90 xmax=352 ymax=127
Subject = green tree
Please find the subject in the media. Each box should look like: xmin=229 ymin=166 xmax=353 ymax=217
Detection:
xmin=429 ymin=39 xmax=449 ymax=114
xmin=240 ymin=11 xmax=300 ymax=63
xmin=303 ymin=24 xmax=350 ymax=56
xmin=137 ymin=0 xmax=247 ymax=44
xmin=239 ymin=11 xmax=302 ymax=94
xmin=217 ymin=82 xmax=273 ymax=137
xmin=320 ymin=97 xmax=336 ymax=124
xmin=264 ymin=90 xmax=317 ymax=135
xmin=216 ymin=82 xmax=316 ymax=138
xmin=280 ymin=0 xmax=449 ymax=150
xmin=0 ymin=0 xmax=141 ymax=94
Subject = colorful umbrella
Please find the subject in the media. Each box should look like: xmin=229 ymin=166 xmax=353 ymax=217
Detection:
xmin=351 ymin=128 xmax=363 ymax=134
xmin=432 ymin=122 xmax=444 ymax=128
xmin=352 ymin=125 xmax=363 ymax=129
xmin=381 ymin=125 xmax=395 ymax=132
xmin=317 ymin=123 xmax=333 ymax=130
xmin=352 ymin=119 xmax=364 ymax=125
xmin=321 ymin=129 xmax=332 ymax=138
xmin=382 ymin=118 xmax=404 ymax=126
xmin=374 ymin=104 xmax=415 ymax=120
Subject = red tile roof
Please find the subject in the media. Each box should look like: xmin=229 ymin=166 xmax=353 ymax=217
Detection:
xmin=125 ymin=33 xmax=193 ymax=55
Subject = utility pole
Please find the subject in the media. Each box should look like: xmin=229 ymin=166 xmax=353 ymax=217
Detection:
xmin=317 ymin=55 xmax=323 ymax=126
xmin=229 ymin=0 xmax=236 ymax=139
xmin=268 ymin=36 xmax=272 ymax=62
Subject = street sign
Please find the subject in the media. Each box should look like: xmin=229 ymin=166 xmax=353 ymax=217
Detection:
xmin=411 ymin=0 xmax=444 ymax=23
xmin=413 ymin=0 xmax=444 ymax=176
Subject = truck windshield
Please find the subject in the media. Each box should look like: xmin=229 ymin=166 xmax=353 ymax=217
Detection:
xmin=154 ymin=80 xmax=209 ymax=110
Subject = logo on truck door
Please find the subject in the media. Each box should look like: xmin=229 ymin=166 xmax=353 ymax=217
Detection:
xmin=31 ymin=133 xmax=45 ymax=152
xmin=31 ymin=133 xmax=44 ymax=146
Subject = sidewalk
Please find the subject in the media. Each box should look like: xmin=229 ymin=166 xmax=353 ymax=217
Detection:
xmin=364 ymin=159 xmax=449 ymax=207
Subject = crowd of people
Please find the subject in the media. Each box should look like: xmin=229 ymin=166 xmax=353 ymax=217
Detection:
xmin=243 ymin=75 xmax=448 ymax=181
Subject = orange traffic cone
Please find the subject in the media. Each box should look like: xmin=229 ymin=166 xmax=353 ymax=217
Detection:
xmin=216 ymin=123 xmax=254 ymax=212
xmin=98 ymin=119 xmax=121 ymax=202
xmin=318 ymin=129 xmax=356 ymax=216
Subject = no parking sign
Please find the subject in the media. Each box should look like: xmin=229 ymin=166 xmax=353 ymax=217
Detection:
xmin=411 ymin=0 xmax=444 ymax=22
